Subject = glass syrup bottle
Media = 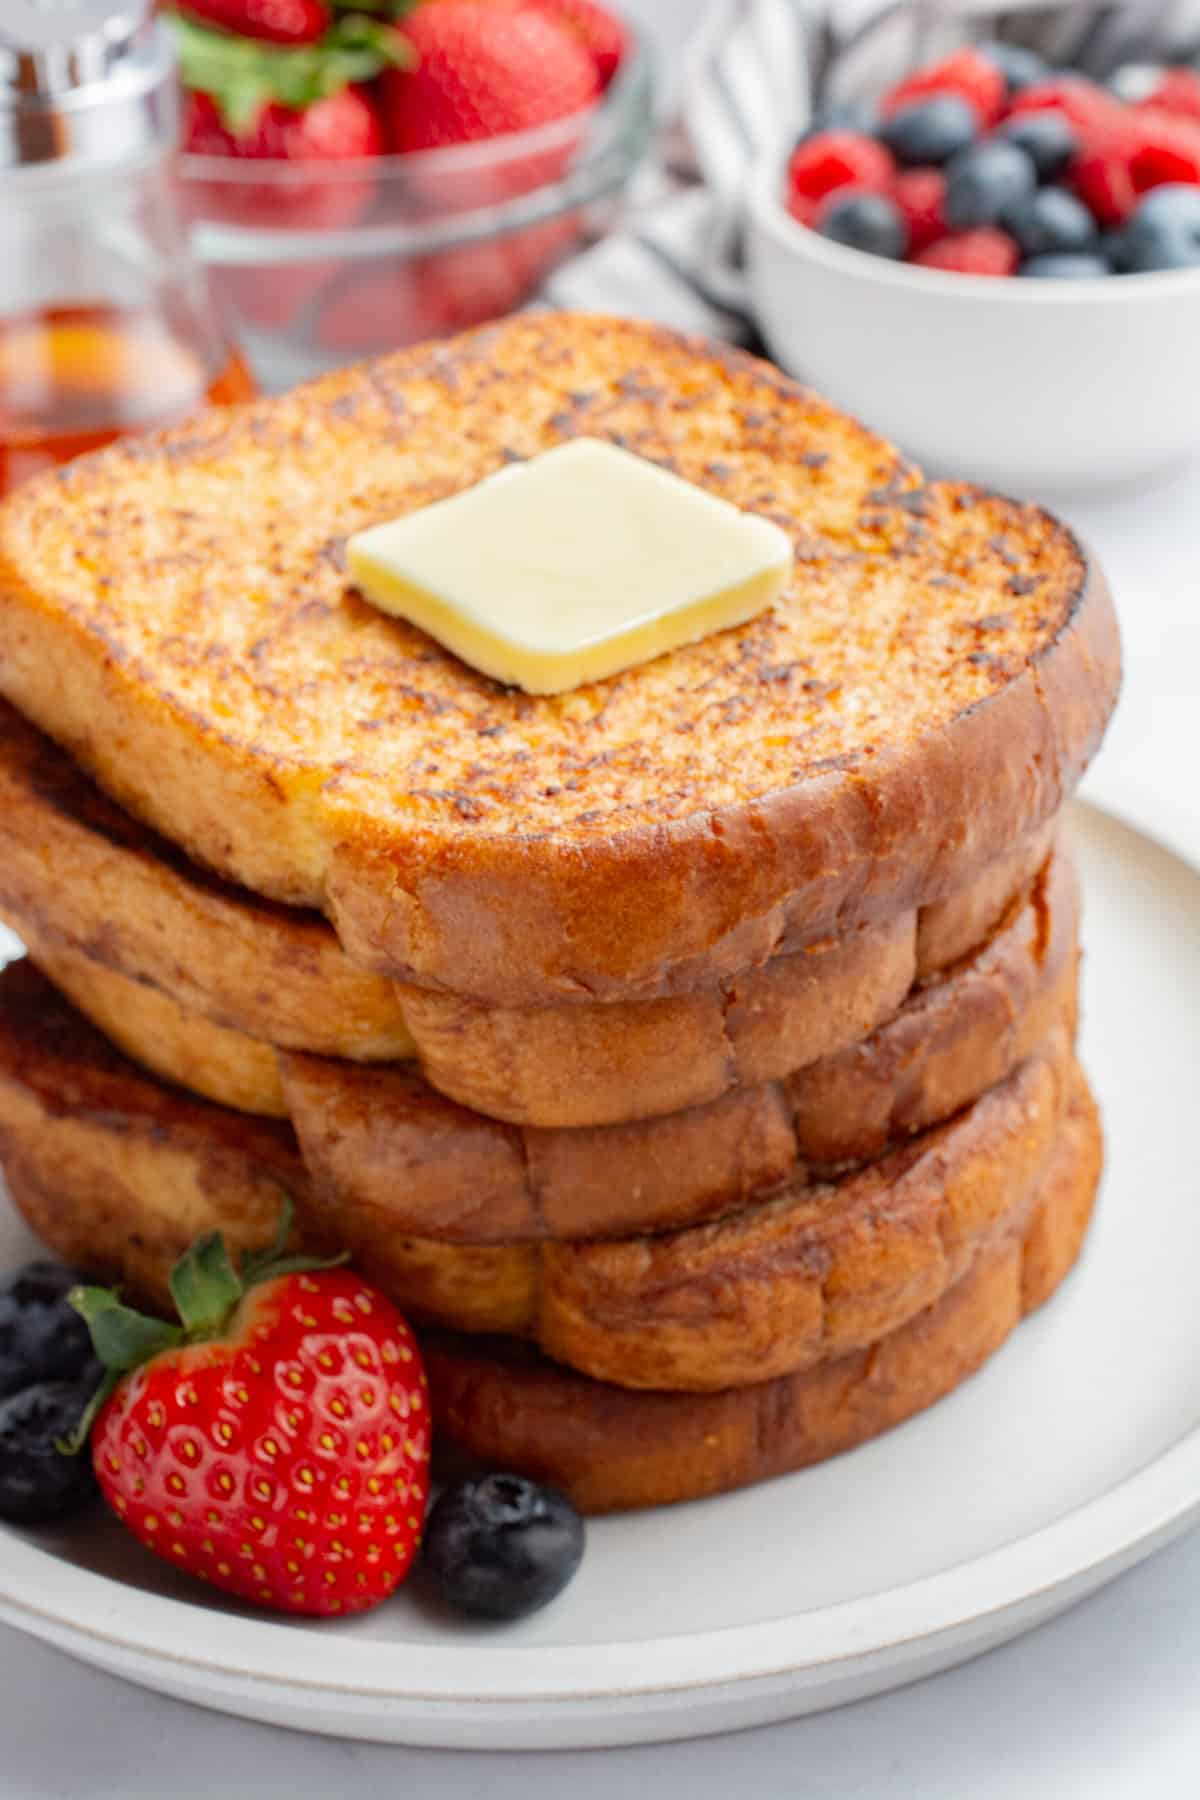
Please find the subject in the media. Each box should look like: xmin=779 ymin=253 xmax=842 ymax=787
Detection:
xmin=0 ymin=0 xmax=254 ymax=498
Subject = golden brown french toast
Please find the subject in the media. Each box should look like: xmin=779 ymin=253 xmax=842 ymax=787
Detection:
xmin=0 ymin=697 xmax=1058 ymax=1129
xmin=0 ymin=960 xmax=1076 ymax=1392
xmin=13 ymin=841 xmax=1077 ymax=1244
xmin=0 ymin=700 xmax=412 ymax=1062
xmin=426 ymin=1074 xmax=1100 ymax=1513
xmin=0 ymin=1016 xmax=1100 ymax=1508
xmin=0 ymin=315 xmax=1119 ymax=1006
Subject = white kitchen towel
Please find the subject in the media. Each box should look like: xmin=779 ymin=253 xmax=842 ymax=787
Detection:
xmin=544 ymin=0 xmax=1200 ymax=342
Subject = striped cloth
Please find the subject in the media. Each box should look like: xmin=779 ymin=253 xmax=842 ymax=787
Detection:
xmin=544 ymin=0 xmax=1200 ymax=344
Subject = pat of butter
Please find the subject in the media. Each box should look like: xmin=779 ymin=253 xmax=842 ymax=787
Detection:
xmin=346 ymin=438 xmax=793 ymax=695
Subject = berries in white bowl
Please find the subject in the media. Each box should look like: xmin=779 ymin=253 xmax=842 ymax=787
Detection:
xmin=784 ymin=45 xmax=1200 ymax=279
xmin=747 ymin=41 xmax=1200 ymax=490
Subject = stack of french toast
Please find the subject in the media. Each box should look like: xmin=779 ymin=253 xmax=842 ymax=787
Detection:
xmin=0 ymin=315 xmax=1120 ymax=1513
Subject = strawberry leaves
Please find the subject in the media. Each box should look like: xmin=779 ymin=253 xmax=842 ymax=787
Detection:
xmin=61 ymin=1199 xmax=345 ymax=1452
xmin=171 ymin=14 xmax=412 ymax=135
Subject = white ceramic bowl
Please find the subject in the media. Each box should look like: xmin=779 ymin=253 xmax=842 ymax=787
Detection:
xmin=746 ymin=156 xmax=1200 ymax=493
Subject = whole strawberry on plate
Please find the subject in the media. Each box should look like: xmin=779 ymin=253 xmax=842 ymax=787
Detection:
xmin=67 ymin=1204 xmax=431 ymax=1618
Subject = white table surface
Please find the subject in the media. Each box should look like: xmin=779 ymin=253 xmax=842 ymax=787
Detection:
xmin=5 ymin=2 xmax=1200 ymax=1785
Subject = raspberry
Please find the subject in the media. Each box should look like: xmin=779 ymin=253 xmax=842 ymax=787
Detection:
xmin=1139 ymin=68 xmax=1200 ymax=123
xmin=1071 ymin=125 xmax=1138 ymax=227
xmin=912 ymin=228 xmax=1018 ymax=275
xmin=891 ymin=167 xmax=947 ymax=253
xmin=786 ymin=131 xmax=894 ymax=206
xmin=785 ymin=191 xmax=821 ymax=228
xmin=1070 ymin=108 xmax=1200 ymax=229
xmin=1007 ymin=77 xmax=1118 ymax=134
xmin=882 ymin=49 xmax=1005 ymax=128
xmin=1128 ymin=106 xmax=1200 ymax=190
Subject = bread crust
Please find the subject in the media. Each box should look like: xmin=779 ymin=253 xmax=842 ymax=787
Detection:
xmin=27 ymin=934 xmax=289 ymax=1118
xmin=0 ymin=1001 xmax=1100 ymax=1509
xmin=0 ymin=701 xmax=412 ymax=1061
xmin=0 ymin=317 xmax=1119 ymax=1005
xmin=0 ymin=959 xmax=1076 ymax=1392
xmin=0 ymin=700 xmax=1054 ymax=1127
xmin=10 ymin=842 xmax=1078 ymax=1248
xmin=425 ymin=1071 xmax=1100 ymax=1511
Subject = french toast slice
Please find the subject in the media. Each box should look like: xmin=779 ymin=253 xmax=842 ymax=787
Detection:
xmin=14 ymin=843 xmax=1077 ymax=1243
xmin=426 ymin=1074 xmax=1100 ymax=1512
xmin=0 ymin=960 xmax=1076 ymax=1391
xmin=0 ymin=315 xmax=1119 ymax=1006
xmin=0 ymin=1023 xmax=1101 ymax=1509
xmin=0 ymin=701 xmax=412 ymax=1063
xmin=0 ymin=698 xmax=1057 ymax=1128
xmin=397 ymin=821 xmax=1057 ymax=1127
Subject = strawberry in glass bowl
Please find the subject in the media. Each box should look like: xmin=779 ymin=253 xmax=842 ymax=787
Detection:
xmin=171 ymin=0 xmax=653 ymax=387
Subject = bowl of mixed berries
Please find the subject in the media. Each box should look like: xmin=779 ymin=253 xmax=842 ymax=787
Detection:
xmin=747 ymin=39 xmax=1200 ymax=490
xmin=170 ymin=0 xmax=653 ymax=388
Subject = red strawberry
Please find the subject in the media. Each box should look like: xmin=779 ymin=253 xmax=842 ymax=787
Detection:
xmin=1138 ymin=68 xmax=1200 ymax=124
xmin=912 ymin=228 xmax=1018 ymax=276
xmin=882 ymin=48 xmax=1005 ymax=128
xmin=891 ymin=167 xmax=947 ymax=254
xmin=69 ymin=1207 xmax=431 ymax=1619
xmin=1007 ymin=76 xmax=1118 ymax=134
xmin=175 ymin=0 xmax=330 ymax=46
xmin=787 ymin=131 xmax=894 ymax=209
xmin=381 ymin=1 xmax=599 ymax=153
xmin=525 ymin=0 xmax=624 ymax=87
xmin=183 ymin=85 xmax=383 ymax=233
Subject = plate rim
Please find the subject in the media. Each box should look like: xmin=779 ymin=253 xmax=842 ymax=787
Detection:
xmin=0 ymin=797 xmax=1195 ymax=1722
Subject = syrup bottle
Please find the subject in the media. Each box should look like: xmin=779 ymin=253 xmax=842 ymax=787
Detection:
xmin=0 ymin=0 xmax=253 ymax=499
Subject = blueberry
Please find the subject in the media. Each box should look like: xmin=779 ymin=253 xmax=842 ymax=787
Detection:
xmin=423 ymin=1473 xmax=584 ymax=1620
xmin=1006 ymin=187 xmax=1098 ymax=257
xmin=1119 ymin=185 xmax=1200 ymax=271
xmin=1021 ymin=254 xmax=1111 ymax=278
xmin=978 ymin=40 xmax=1048 ymax=96
xmin=995 ymin=111 xmax=1078 ymax=182
xmin=0 ymin=1380 xmax=100 ymax=1524
xmin=879 ymin=95 xmax=977 ymax=167
xmin=818 ymin=191 xmax=908 ymax=259
xmin=0 ymin=1261 xmax=97 ymax=1401
xmin=945 ymin=140 xmax=1037 ymax=229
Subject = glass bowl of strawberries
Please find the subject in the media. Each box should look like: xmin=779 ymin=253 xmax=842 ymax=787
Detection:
xmin=173 ymin=0 xmax=653 ymax=389
xmin=745 ymin=6 xmax=1200 ymax=492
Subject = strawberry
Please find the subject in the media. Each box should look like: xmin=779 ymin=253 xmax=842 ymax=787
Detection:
xmin=172 ymin=13 xmax=407 ymax=135
xmin=527 ymin=0 xmax=625 ymax=88
xmin=882 ymin=48 xmax=1005 ymax=129
xmin=380 ymin=0 xmax=598 ymax=153
xmin=1006 ymin=76 xmax=1118 ymax=135
xmin=891 ymin=167 xmax=947 ymax=254
xmin=182 ymin=80 xmax=383 ymax=250
xmin=912 ymin=227 xmax=1018 ymax=276
xmin=787 ymin=131 xmax=894 ymax=209
xmin=68 ymin=1206 xmax=430 ymax=1618
xmin=175 ymin=0 xmax=331 ymax=46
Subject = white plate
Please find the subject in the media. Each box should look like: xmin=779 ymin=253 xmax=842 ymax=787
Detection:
xmin=0 ymin=800 xmax=1197 ymax=1751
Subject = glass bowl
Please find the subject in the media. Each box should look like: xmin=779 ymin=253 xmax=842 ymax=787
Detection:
xmin=181 ymin=22 xmax=654 ymax=390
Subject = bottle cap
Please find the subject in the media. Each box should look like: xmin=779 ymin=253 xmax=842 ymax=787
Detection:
xmin=0 ymin=0 xmax=177 ymax=175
